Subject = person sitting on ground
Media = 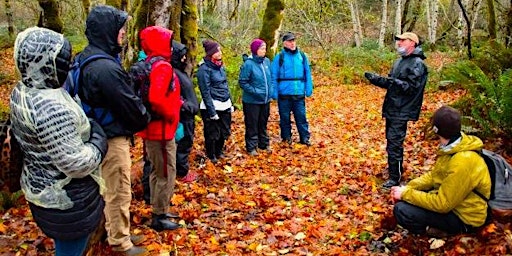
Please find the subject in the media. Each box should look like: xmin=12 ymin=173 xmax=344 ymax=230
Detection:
xmin=391 ymin=105 xmax=491 ymax=236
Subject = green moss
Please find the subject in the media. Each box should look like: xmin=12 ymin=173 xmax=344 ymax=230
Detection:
xmin=258 ymin=0 xmax=285 ymax=59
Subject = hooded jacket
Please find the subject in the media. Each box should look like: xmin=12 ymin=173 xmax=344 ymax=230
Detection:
xmin=171 ymin=41 xmax=199 ymax=124
xmin=239 ymin=54 xmax=273 ymax=104
xmin=10 ymin=27 xmax=104 ymax=240
xmin=79 ymin=5 xmax=150 ymax=138
xmin=401 ymin=133 xmax=491 ymax=227
xmin=368 ymin=47 xmax=428 ymax=121
xmin=137 ymin=26 xmax=182 ymax=141
xmin=270 ymin=48 xmax=313 ymax=98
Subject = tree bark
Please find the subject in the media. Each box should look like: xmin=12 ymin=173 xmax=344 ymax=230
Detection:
xmin=38 ymin=0 xmax=64 ymax=33
xmin=394 ymin=0 xmax=402 ymax=35
xmin=181 ymin=0 xmax=199 ymax=75
xmin=170 ymin=0 xmax=183 ymax=38
xmin=105 ymin=0 xmax=121 ymax=8
xmin=486 ymin=0 xmax=496 ymax=40
xmin=426 ymin=0 xmax=439 ymax=44
xmin=152 ymin=0 xmax=172 ymax=28
xmin=258 ymin=0 xmax=285 ymax=58
xmin=457 ymin=0 xmax=472 ymax=58
xmin=4 ymin=0 xmax=15 ymax=38
xmin=348 ymin=0 xmax=362 ymax=47
xmin=81 ymin=0 xmax=91 ymax=16
xmin=379 ymin=0 xmax=388 ymax=48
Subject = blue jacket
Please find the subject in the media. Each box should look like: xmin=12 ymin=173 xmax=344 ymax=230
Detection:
xmin=239 ymin=54 xmax=274 ymax=104
xmin=197 ymin=58 xmax=231 ymax=117
xmin=271 ymin=48 xmax=313 ymax=98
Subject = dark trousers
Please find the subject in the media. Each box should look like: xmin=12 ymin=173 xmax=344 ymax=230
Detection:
xmin=385 ymin=118 xmax=408 ymax=181
xmin=201 ymin=109 xmax=231 ymax=159
xmin=278 ymin=97 xmax=310 ymax=142
xmin=54 ymin=235 xmax=90 ymax=256
xmin=394 ymin=201 xmax=475 ymax=234
xmin=176 ymin=120 xmax=195 ymax=177
xmin=243 ymin=102 xmax=270 ymax=151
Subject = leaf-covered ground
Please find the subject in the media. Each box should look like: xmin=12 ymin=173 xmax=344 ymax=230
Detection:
xmin=1 ymin=49 xmax=511 ymax=255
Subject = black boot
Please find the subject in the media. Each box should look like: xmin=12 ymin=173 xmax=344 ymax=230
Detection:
xmin=205 ymin=139 xmax=218 ymax=163
xmin=215 ymin=139 xmax=226 ymax=158
xmin=150 ymin=214 xmax=180 ymax=231
xmin=383 ymin=160 xmax=402 ymax=188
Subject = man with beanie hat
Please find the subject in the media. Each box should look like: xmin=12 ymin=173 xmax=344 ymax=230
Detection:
xmin=363 ymin=32 xmax=428 ymax=188
xmin=239 ymin=38 xmax=274 ymax=156
xmin=197 ymin=40 xmax=233 ymax=163
xmin=390 ymin=105 xmax=491 ymax=237
xmin=271 ymin=32 xmax=313 ymax=146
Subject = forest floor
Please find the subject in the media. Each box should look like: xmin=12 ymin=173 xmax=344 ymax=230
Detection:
xmin=0 ymin=48 xmax=511 ymax=255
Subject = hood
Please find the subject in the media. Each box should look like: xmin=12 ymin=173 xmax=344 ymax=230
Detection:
xmin=85 ymin=5 xmax=128 ymax=56
xmin=140 ymin=26 xmax=173 ymax=61
xmin=242 ymin=53 xmax=264 ymax=64
xmin=408 ymin=46 xmax=426 ymax=60
xmin=14 ymin=27 xmax=67 ymax=89
xmin=438 ymin=133 xmax=484 ymax=156
xmin=171 ymin=40 xmax=187 ymax=71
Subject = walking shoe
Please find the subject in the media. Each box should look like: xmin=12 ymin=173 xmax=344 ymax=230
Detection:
xmin=209 ymin=157 xmax=218 ymax=164
xmin=112 ymin=245 xmax=147 ymax=256
xmin=299 ymin=140 xmax=311 ymax=146
xmin=260 ymin=146 xmax=272 ymax=153
xmin=382 ymin=179 xmax=400 ymax=188
xmin=178 ymin=172 xmax=198 ymax=183
xmin=150 ymin=214 xmax=180 ymax=231
xmin=164 ymin=212 xmax=179 ymax=218
xmin=426 ymin=226 xmax=449 ymax=238
xmin=130 ymin=235 xmax=145 ymax=246
xmin=248 ymin=150 xmax=258 ymax=156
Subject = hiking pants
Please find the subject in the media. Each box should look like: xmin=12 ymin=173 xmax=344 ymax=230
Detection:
xmin=176 ymin=119 xmax=195 ymax=177
xmin=394 ymin=201 xmax=476 ymax=234
xmin=201 ymin=109 xmax=231 ymax=159
xmin=278 ymin=96 xmax=310 ymax=143
xmin=101 ymin=136 xmax=133 ymax=251
xmin=243 ymin=102 xmax=270 ymax=151
xmin=385 ymin=118 xmax=408 ymax=181
xmin=145 ymin=139 xmax=177 ymax=215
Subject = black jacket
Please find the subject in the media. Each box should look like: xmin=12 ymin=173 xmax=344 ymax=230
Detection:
xmin=197 ymin=58 xmax=231 ymax=117
xmin=80 ymin=5 xmax=150 ymax=138
xmin=368 ymin=47 xmax=428 ymax=121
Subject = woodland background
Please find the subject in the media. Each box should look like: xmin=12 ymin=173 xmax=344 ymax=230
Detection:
xmin=0 ymin=0 xmax=512 ymax=255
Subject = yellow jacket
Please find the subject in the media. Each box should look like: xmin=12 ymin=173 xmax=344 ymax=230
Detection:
xmin=401 ymin=133 xmax=491 ymax=227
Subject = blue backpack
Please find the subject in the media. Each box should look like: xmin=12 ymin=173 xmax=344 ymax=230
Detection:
xmin=64 ymin=53 xmax=117 ymax=126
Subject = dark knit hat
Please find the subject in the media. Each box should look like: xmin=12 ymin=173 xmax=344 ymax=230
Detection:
xmin=250 ymin=39 xmax=265 ymax=55
xmin=203 ymin=40 xmax=220 ymax=57
xmin=282 ymin=32 xmax=296 ymax=42
xmin=432 ymin=106 xmax=461 ymax=139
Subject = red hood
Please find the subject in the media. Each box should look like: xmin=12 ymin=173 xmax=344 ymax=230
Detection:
xmin=140 ymin=26 xmax=173 ymax=61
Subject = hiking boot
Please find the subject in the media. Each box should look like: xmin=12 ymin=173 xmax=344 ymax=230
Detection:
xmin=130 ymin=235 xmax=145 ymax=246
xmin=382 ymin=179 xmax=399 ymax=188
xmin=260 ymin=146 xmax=272 ymax=153
xmin=164 ymin=212 xmax=179 ymax=218
xmin=426 ymin=226 xmax=449 ymax=238
xmin=300 ymin=140 xmax=311 ymax=146
xmin=150 ymin=214 xmax=180 ymax=231
xmin=209 ymin=156 xmax=218 ymax=164
xmin=178 ymin=172 xmax=198 ymax=183
xmin=248 ymin=150 xmax=258 ymax=156
xmin=112 ymin=245 xmax=147 ymax=256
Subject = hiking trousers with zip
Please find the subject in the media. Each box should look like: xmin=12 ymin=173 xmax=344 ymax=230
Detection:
xmin=385 ymin=118 xmax=408 ymax=182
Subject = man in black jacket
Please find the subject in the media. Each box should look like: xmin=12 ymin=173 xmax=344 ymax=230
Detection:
xmin=80 ymin=5 xmax=150 ymax=255
xmin=364 ymin=32 xmax=428 ymax=188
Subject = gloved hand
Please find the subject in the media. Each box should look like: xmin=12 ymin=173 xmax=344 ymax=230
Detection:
xmin=88 ymin=119 xmax=108 ymax=159
xmin=364 ymin=72 xmax=379 ymax=81
xmin=210 ymin=114 xmax=220 ymax=120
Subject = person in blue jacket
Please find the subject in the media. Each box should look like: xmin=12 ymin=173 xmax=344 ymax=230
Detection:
xmin=239 ymin=39 xmax=274 ymax=156
xmin=271 ymin=32 xmax=313 ymax=146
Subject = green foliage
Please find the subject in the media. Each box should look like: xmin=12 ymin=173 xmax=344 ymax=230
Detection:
xmin=66 ymin=34 xmax=88 ymax=54
xmin=0 ymin=190 xmax=24 ymax=213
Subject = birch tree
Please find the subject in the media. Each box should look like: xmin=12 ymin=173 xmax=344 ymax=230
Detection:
xmin=378 ymin=0 xmax=388 ymax=48
xmin=426 ymin=0 xmax=439 ymax=44
xmin=394 ymin=0 xmax=402 ymax=35
xmin=457 ymin=0 xmax=472 ymax=58
xmin=347 ymin=0 xmax=363 ymax=47
xmin=4 ymin=0 xmax=15 ymax=38
xmin=258 ymin=0 xmax=285 ymax=58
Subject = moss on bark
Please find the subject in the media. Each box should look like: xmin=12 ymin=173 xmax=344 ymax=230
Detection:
xmin=38 ymin=0 xmax=64 ymax=33
xmin=258 ymin=0 xmax=285 ymax=59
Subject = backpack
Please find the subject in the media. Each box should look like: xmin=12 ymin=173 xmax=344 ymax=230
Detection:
xmin=277 ymin=50 xmax=307 ymax=82
xmin=64 ymin=53 xmax=117 ymax=126
xmin=472 ymin=149 xmax=512 ymax=218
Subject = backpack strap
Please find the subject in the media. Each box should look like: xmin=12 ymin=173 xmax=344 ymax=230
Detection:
xmin=277 ymin=50 xmax=307 ymax=83
xmin=146 ymin=56 xmax=175 ymax=96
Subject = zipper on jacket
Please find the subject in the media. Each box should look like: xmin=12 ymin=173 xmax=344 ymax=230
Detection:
xmin=261 ymin=62 xmax=268 ymax=101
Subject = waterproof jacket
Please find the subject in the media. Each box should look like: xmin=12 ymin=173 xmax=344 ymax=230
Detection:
xmin=270 ymin=48 xmax=313 ymax=98
xmin=10 ymin=27 xmax=104 ymax=240
xmin=401 ymin=133 xmax=491 ymax=227
xmin=171 ymin=41 xmax=199 ymax=124
xmin=368 ymin=47 xmax=428 ymax=121
xmin=197 ymin=58 xmax=231 ymax=117
xmin=80 ymin=5 xmax=150 ymax=138
xmin=137 ymin=26 xmax=182 ymax=141
xmin=239 ymin=54 xmax=273 ymax=104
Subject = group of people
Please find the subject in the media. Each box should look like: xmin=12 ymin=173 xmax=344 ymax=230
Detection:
xmin=7 ymin=2 xmax=492 ymax=254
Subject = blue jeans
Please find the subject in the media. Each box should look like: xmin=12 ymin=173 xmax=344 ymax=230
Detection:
xmin=54 ymin=235 xmax=89 ymax=256
xmin=278 ymin=96 xmax=310 ymax=142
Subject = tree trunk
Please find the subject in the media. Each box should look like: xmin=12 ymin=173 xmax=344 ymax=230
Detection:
xmin=4 ymin=0 xmax=15 ymax=38
xmin=379 ymin=0 xmax=388 ymax=48
xmin=38 ymin=0 xmax=64 ymax=33
xmin=506 ymin=1 xmax=512 ymax=47
xmin=403 ymin=0 xmax=421 ymax=32
xmin=152 ymin=0 xmax=172 ymax=28
xmin=348 ymin=0 xmax=362 ymax=47
xmin=394 ymin=0 xmax=402 ymax=35
xmin=457 ymin=0 xmax=472 ymax=58
xmin=105 ymin=0 xmax=121 ymax=8
xmin=426 ymin=0 xmax=439 ymax=44
xmin=181 ymin=0 xmax=199 ymax=75
xmin=81 ymin=0 xmax=91 ymax=16
xmin=470 ymin=0 xmax=482 ymax=31
xmin=486 ymin=0 xmax=496 ymax=40
xmin=170 ymin=0 xmax=183 ymax=38
xmin=258 ymin=0 xmax=285 ymax=58
xmin=198 ymin=0 xmax=203 ymax=24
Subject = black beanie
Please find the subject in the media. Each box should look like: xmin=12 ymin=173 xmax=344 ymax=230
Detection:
xmin=432 ymin=106 xmax=461 ymax=139
xmin=203 ymin=40 xmax=219 ymax=57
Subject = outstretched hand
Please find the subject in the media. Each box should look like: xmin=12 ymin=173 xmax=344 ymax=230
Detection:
xmin=364 ymin=72 xmax=378 ymax=81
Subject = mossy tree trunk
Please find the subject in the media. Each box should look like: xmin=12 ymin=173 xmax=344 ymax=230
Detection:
xmin=105 ymin=0 xmax=121 ymax=8
xmin=81 ymin=0 xmax=91 ymax=16
xmin=4 ymin=0 xmax=15 ymax=38
xmin=170 ymin=0 xmax=183 ymax=39
xmin=258 ymin=0 xmax=285 ymax=59
xmin=486 ymin=0 xmax=496 ymax=40
xmin=38 ymin=0 xmax=63 ymax=33
xmin=181 ymin=0 xmax=199 ymax=75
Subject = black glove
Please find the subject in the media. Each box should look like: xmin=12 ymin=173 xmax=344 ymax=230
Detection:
xmin=88 ymin=119 xmax=108 ymax=159
xmin=364 ymin=72 xmax=378 ymax=81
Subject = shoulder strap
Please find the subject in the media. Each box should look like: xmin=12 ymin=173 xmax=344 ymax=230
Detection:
xmin=75 ymin=54 xmax=116 ymax=96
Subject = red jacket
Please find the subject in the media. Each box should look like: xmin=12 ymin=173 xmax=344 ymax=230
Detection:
xmin=137 ymin=26 xmax=182 ymax=140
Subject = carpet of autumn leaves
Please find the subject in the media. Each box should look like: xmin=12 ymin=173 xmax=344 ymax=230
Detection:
xmin=1 ymin=48 xmax=512 ymax=255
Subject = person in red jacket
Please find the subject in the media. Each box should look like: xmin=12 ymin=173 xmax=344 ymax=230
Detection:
xmin=137 ymin=26 xmax=182 ymax=231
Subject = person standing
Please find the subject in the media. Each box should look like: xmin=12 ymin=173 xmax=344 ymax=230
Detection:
xmin=10 ymin=27 xmax=107 ymax=256
xmin=364 ymin=32 xmax=428 ymax=188
xmin=171 ymin=40 xmax=199 ymax=182
xmin=80 ymin=5 xmax=150 ymax=255
xmin=197 ymin=40 xmax=233 ymax=163
xmin=271 ymin=32 xmax=313 ymax=146
xmin=239 ymin=39 xmax=274 ymax=156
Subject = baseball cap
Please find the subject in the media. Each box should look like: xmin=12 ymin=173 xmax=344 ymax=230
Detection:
xmin=395 ymin=32 xmax=419 ymax=44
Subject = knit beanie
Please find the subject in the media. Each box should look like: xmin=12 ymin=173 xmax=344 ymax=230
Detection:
xmin=203 ymin=40 xmax=220 ymax=58
xmin=432 ymin=106 xmax=461 ymax=139
xmin=250 ymin=39 xmax=265 ymax=55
